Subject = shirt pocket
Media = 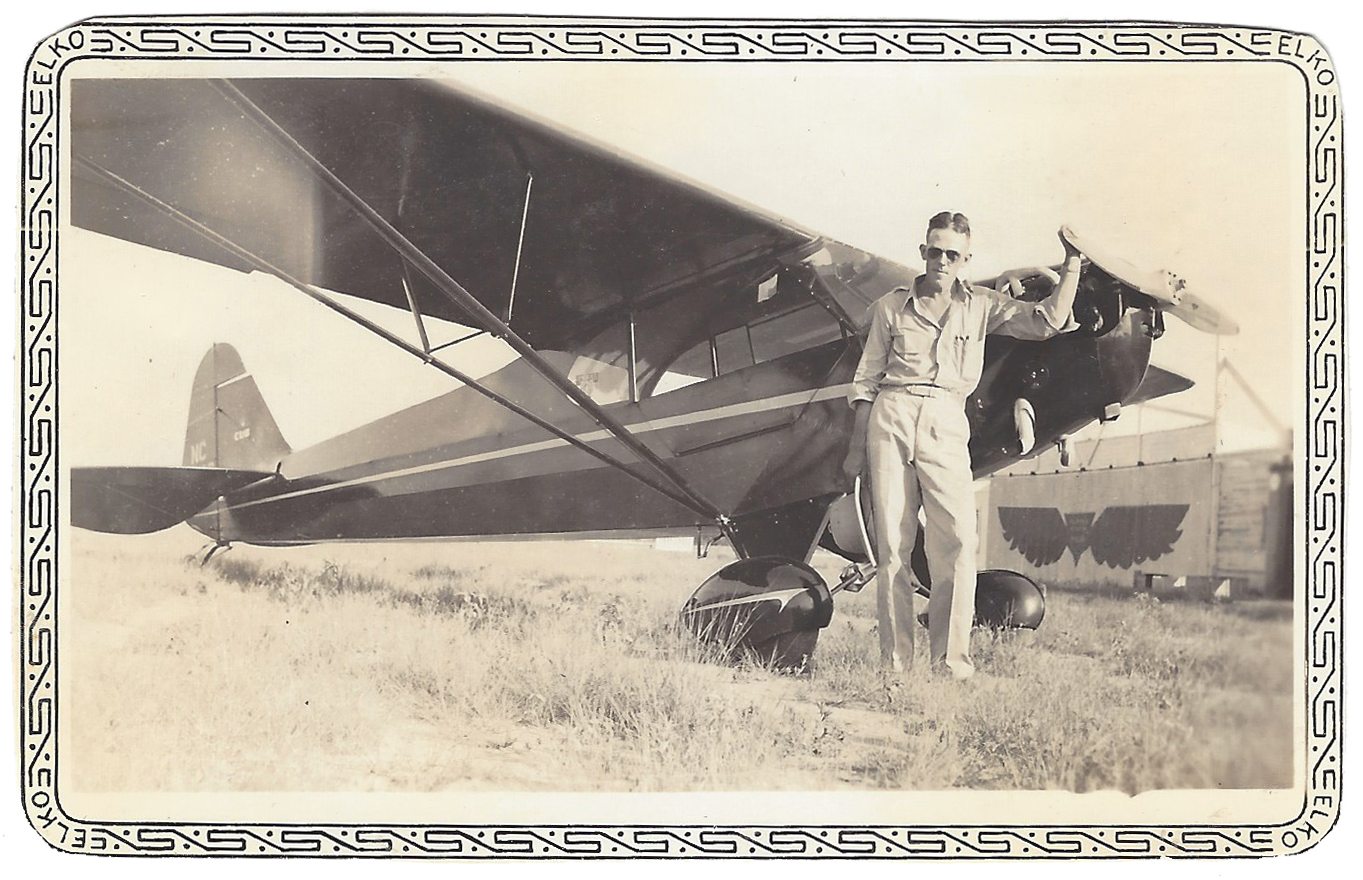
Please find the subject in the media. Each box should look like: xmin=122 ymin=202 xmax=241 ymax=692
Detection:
xmin=949 ymin=331 xmax=986 ymax=389
xmin=890 ymin=327 xmax=909 ymax=356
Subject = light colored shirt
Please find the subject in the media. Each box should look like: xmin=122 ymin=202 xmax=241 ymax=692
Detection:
xmin=850 ymin=275 xmax=1072 ymax=403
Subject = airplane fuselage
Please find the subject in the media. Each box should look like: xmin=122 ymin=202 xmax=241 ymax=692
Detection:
xmin=191 ymin=292 xmax=1159 ymax=560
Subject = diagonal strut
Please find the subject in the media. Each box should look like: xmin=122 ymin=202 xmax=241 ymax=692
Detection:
xmin=74 ymin=156 xmax=721 ymax=521
xmin=209 ymin=79 xmax=728 ymax=525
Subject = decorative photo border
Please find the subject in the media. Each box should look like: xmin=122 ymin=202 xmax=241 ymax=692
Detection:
xmin=16 ymin=15 xmax=1342 ymax=858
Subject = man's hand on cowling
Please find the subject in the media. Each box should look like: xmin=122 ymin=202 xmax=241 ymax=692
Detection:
xmin=1058 ymin=225 xmax=1083 ymax=261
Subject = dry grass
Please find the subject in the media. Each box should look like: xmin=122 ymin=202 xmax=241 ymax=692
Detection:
xmin=60 ymin=528 xmax=1293 ymax=794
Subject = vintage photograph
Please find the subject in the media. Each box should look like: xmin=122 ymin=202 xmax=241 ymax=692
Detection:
xmin=16 ymin=14 xmax=1341 ymax=858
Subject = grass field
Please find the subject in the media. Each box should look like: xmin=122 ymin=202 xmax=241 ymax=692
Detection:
xmin=61 ymin=527 xmax=1294 ymax=794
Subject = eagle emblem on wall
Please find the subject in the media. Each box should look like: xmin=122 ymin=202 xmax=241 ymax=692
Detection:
xmin=996 ymin=505 xmax=1190 ymax=569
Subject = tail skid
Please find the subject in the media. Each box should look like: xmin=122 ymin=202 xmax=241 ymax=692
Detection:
xmin=198 ymin=540 xmax=233 ymax=566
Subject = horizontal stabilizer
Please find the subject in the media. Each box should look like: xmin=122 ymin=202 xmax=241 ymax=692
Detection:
xmin=71 ymin=466 xmax=272 ymax=534
xmin=1128 ymin=365 xmax=1195 ymax=406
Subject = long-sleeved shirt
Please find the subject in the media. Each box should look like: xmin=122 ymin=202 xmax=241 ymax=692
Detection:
xmin=849 ymin=275 xmax=1074 ymax=404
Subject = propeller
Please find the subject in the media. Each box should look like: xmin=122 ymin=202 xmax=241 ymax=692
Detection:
xmin=1162 ymin=289 xmax=1239 ymax=335
xmin=1058 ymin=226 xmax=1239 ymax=336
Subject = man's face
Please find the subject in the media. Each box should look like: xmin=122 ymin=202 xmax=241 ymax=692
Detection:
xmin=919 ymin=227 xmax=971 ymax=288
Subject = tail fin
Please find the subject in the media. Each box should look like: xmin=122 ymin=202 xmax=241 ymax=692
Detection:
xmin=183 ymin=344 xmax=291 ymax=470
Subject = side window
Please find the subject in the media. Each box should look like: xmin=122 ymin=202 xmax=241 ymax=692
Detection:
xmin=714 ymin=326 xmax=755 ymax=374
xmin=651 ymin=339 xmax=714 ymax=396
xmin=566 ymin=323 xmax=631 ymax=404
xmin=644 ymin=290 xmax=844 ymax=398
xmin=567 ymin=355 xmax=630 ymax=404
xmin=749 ymin=302 xmax=842 ymax=363
xmin=667 ymin=337 xmax=712 ymax=379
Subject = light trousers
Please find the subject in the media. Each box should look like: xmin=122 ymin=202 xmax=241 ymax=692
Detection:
xmin=866 ymin=387 xmax=977 ymax=679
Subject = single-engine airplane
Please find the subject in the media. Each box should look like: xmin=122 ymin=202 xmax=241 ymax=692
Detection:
xmin=67 ymin=78 xmax=1236 ymax=666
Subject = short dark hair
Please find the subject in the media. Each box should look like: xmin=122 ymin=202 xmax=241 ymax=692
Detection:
xmin=927 ymin=211 xmax=971 ymax=237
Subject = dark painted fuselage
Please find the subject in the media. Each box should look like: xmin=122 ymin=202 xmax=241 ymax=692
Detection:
xmin=191 ymin=264 xmax=1159 ymax=558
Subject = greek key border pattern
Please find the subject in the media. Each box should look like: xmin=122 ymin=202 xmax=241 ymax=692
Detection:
xmin=17 ymin=18 xmax=1342 ymax=857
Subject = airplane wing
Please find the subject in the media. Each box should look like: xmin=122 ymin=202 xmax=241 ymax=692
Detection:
xmin=996 ymin=506 xmax=1068 ymax=566
xmin=1088 ymin=504 xmax=1189 ymax=568
xmin=70 ymin=78 xmax=821 ymax=354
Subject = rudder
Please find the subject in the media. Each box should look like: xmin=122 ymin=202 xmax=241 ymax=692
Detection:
xmin=183 ymin=343 xmax=291 ymax=470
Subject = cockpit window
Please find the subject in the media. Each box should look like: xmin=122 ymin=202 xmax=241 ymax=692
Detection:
xmin=715 ymin=325 xmax=755 ymax=375
xmin=806 ymin=241 xmax=920 ymax=331
xmin=565 ymin=322 xmax=632 ymax=404
xmin=650 ymin=333 xmax=714 ymax=396
xmin=572 ymin=252 xmax=865 ymax=400
xmin=651 ymin=300 xmax=842 ymax=396
xmin=750 ymin=302 xmax=843 ymax=363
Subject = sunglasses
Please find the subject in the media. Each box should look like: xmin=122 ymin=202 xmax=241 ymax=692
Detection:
xmin=924 ymin=246 xmax=965 ymax=263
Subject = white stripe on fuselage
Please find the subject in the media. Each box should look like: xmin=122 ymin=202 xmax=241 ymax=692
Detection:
xmin=226 ymin=383 xmax=854 ymax=512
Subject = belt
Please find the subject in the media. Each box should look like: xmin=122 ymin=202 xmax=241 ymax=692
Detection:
xmin=883 ymin=384 xmax=961 ymax=400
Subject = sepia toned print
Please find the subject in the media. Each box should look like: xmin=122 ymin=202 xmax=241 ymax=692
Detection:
xmin=17 ymin=16 xmax=1340 ymax=857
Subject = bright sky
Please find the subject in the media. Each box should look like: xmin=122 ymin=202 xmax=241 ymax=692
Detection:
xmin=61 ymin=59 xmax=1304 ymax=465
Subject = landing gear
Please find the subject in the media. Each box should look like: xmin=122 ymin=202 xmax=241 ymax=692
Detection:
xmin=913 ymin=570 xmax=1047 ymax=631
xmin=910 ymin=536 xmax=1046 ymax=630
xmin=681 ymin=556 xmax=1044 ymax=669
xmin=680 ymin=556 xmax=833 ymax=669
xmin=680 ymin=483 xmax=1046 ymax=668
xmin=972 ymin=570 xmax=1046 ymax=630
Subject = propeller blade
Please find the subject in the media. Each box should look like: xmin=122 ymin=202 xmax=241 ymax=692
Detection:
xmin=1058 ymin=226 xmax=1237 ymax=335
xmin=1163 ymin=291 xmax=1239 ymax=335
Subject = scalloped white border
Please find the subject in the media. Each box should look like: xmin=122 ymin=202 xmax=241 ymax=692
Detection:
xmin=14 ymin=15 xmax=1343 ymax=859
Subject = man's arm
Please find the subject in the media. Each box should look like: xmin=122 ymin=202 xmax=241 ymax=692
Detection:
xmin=1035 ymin=227 xmax=1085 ymax=330
xmin=849 ymin=296 xmax=893 ymax=404
xmin=987 ymin=227 xmax=1085 ymax=339
xmin=842 ymin=296 xmax=893 ymax=490
xmin=841 ymin=399 xmax=872 ymax=489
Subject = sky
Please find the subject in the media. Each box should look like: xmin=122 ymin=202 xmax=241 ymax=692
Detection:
xmin=60 ymin=57 xmax=1303 ymax=465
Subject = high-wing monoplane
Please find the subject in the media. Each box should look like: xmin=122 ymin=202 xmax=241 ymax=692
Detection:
xmin=68 ymin=78 xmax=1236 ymax=665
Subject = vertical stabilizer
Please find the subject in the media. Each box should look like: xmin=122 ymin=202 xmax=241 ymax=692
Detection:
xmin=183 ymin=344 xmax=291 ymax=470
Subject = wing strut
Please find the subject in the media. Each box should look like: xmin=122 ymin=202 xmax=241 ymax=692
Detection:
xmin=75 ymin=157 xmax=720 ymax=522
xmin=506 ymin=172 xmax=533 ymax=323
xmin=209 ymin=80 xmax=728 ymax=526
xmin=429 ymin=330 xmax=487 ymax=355
xmin=402 ymin=261 xmax=489 ymax=357
xmin=399 ymin=268 xmax=432 ymax=355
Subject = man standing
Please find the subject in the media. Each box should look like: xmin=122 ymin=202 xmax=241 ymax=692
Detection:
xmin=842 ymin=212 xmax=1084 ymax=680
